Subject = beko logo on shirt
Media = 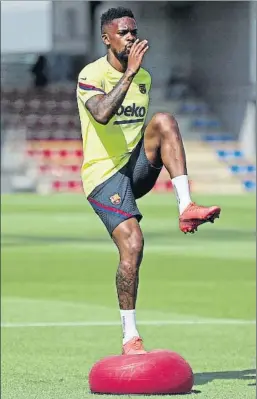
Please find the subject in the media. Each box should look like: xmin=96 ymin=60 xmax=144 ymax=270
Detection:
xmin=116 ymin=103 xmax=146 ymax=118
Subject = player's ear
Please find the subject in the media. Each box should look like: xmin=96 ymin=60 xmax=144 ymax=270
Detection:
xmin=102 ymin=33 xmax=110 ymax=46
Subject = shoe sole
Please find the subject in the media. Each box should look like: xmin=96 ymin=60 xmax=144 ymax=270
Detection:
xmin=180 ymin=208 xmax=221 ymax=234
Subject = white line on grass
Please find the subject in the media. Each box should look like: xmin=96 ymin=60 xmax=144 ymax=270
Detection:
xmin=1 ymin=320 xmax=255 ymax=328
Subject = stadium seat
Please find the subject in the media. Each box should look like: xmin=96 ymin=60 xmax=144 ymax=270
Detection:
xmin=180 ymin=103 xmax=208 ymax=114
xmin=230 ymin=165 xmax=256 ymax=174
xmin=243 ymin=180 xmax=256 ymax=191
xmin=192 ymin=118 xmax=221 ymax=129
xmin=203 ymin=134 xmax=234 ymax=142
xmin=216 ymin=150 xmax=244 ymax=160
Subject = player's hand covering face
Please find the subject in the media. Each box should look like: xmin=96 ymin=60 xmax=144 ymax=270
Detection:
xmin=102 ymin=17 xmax=139 ymax=62
xmin=126 ymin=38 xmax=149 ymax=75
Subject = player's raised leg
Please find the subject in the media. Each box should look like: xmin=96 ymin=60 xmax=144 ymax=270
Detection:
xmin=112 ymin=218 xmax=147 ymax=355
xmin=144 ymin=112 xmax=221 ymax=233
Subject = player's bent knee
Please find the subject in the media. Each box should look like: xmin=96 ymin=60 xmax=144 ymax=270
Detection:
xmin=113 ymin=220 xmax=144 ymax=260
xmin=119 ymin=234 xmax=144 ymax=272
xmin=131 ymin=236 xmax=144 ymax=255
xmin=152 ymin=112 xmax=177 ymax=133
xmin=122 ymin=233 xmax=144 ymax=263
xmin=126 ymin=230 xmax=144 ymax=256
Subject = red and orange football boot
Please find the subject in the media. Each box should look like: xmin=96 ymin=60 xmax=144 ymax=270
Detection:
xmin=179 ymin=202 xmax=221 ymax=234
xmin=122 ymin=337 xmax=147 ymax=355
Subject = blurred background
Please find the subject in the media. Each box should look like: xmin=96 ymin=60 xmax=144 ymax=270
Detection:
xmin=1 ymin=2 xmax=256 ymax=398
xmin=1 ymin=0 xmax=256 ymax=194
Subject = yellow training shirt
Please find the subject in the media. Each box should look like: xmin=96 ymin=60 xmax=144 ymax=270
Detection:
xmin=76 ymin=56 xmax=151 ymax=196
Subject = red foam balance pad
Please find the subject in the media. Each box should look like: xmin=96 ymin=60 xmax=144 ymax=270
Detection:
xmin=89 ymin=350 xmax=194 ymax=395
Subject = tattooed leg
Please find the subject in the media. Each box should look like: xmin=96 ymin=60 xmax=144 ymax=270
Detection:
xmin=113 ymin=219 xmax=144 ymax=310
xmin=116 ymin=249 xmax=143 ymax=309
xmin=112 ymin=218 xmax=144 ymax=345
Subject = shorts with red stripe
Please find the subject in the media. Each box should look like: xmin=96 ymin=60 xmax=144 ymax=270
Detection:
xmin=87 ymin=137 xmax=162 ymax=236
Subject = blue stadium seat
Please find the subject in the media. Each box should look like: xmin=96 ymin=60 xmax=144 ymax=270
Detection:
xmin=216 ymin=150 xmax=244 ymax=160
xmin=204 ymin=134 xmax=234 ymax=142
xmin=234 ymin=150 xmax=243 ymax=158
xmin=180 ymin=104 xmax=207 ymax=113
xmin=217 ymin=150 xmax=226 ymax=158
xmin=247 ymin=165 xmax=256 ymax=173
xmin=192 ymin=119 xmax=221 ymax=129
xmin=204 ymin=131 xmax=255 ymax=193
xmin=230 ymin=165 xmax=256 ymax=174
xmin=243 ymin=180 xmax=256 ymax=191
xmin=230 ymin=165 xmax=240 ymax=173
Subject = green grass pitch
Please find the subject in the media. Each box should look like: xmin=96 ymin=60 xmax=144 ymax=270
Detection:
xmin=1 ymin=193 xmax=256 ymax=399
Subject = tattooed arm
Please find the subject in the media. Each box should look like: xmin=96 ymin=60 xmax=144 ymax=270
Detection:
xmin=85 ymin=70 xmax=135 ymax=125
xmin=85 ymin=39 xmax=149 ymax=125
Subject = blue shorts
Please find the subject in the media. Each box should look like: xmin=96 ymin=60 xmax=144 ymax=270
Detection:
xmin=87 ymin=137 xmax=163 ymax=236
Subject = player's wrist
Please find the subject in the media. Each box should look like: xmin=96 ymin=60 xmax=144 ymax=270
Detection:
xmin=124 ymin=68 xmax=137 ymax=79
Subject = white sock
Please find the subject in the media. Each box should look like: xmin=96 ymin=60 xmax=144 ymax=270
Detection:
xmin=171 ymin=175 xmax=192 ymax=214
xmin=120 ymin=309 xmax=140 ymax=345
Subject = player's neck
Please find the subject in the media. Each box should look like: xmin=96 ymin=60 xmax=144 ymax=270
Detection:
xmin=107 ymin=52 xmax=127 ymax=73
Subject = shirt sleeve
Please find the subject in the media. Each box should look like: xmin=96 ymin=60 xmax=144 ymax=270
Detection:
xmin=77 ymin=67 xmax=106 ymax=104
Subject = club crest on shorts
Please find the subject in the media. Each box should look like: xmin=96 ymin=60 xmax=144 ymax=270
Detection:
xmin=110 ymin=193 xmax=121 ymax=205
xmin=139 ymin=84 xmax=146 ymax=94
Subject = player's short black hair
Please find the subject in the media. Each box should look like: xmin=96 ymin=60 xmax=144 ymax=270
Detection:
xmin=101 ymin=7 xmax=135 ymax=32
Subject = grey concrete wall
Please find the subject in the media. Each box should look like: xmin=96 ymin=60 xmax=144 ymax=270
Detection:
xmin=52 ymin=1 xmax=91 ymax=54
xmin=188 ymin=1 xmax=252 ymax=137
